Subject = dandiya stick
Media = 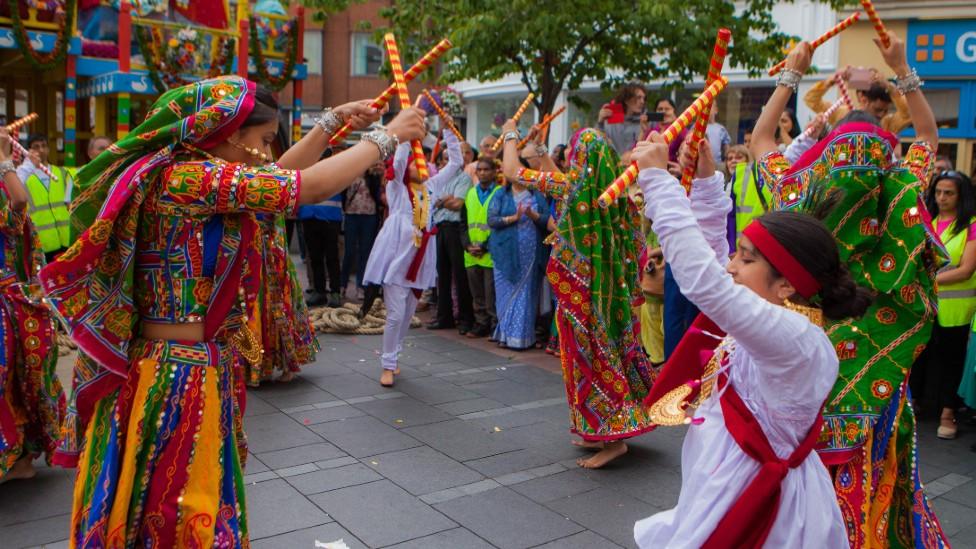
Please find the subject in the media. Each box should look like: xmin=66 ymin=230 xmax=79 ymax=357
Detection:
xmin=491 ymin=93 xmax=535 ymax=152
xmin=598 ymin=76 xmax=728 ymax=208
xmin=803 ymin=98 xmax=844 ymax=139
xmin=679 ymin=28 xmax=732 ymax=193
xmin=517 ymin=105 xmax=566 ymax=149
xmin=329 ymin=38 xmax=452 ymax=145
xmin=9 ymin=139 xmax=56 ymax=181
xmin=384 ymin=33 xmax=429 ymax=182
xmin=860 ymin=0 xmax=890 ymax=48
xmin=421 ymin=90 xmax=464 ymax=141
xmin=769 ymin=13 xmax=860 ymax=76
xmin=834 ymin=73 xmax=855 ymax=111
xmin=5 ymin=113 xmax=38 ymax=133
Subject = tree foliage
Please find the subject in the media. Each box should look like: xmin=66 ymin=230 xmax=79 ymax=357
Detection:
xmin=304 ymin=0 xmax=856 ymax=114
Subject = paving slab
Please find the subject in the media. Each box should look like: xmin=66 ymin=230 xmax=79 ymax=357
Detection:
xmin=464 ymin=449 xmax=559 ymax=478
xmin=932 ymin=497 xmax=976 ymax=537
xmin=436 ymin=397 xmax=507 ymax=416
xmin=0 ymin=466 xmax=74 ymax=527
xmin=255 ymin=441 xmax=347 ymax=470
xmin=433 ymin=486 xmax=583 ymax=549
xmin=286 ymin=463 xmax=383 ymax=495
xmin=308 ymin=372 xmax=385 ymax=399
xmin=465 ymin=378 xmax=566 ymax=406
xmin=243 ymin=412 xmax=324 ymax=454
xmin=386 ymin=527 xmax=496 ymax=548
xmin=310 ymin=415 xmax=422 ymax=457
xmin=942 ymin=479 xmax=976 ymax=508
xmin=288 ymin=403 xmax=367 ymax=425
xmin=510 ymin=469 xmax=603 ymax=504
xmin=394 ymin=377 xmax=482 ymax=405
xmin=243 ymin=395 xmax=278 ymax=417
xmin=258 ymin=388 xmax=338 ymax=408
xmin=364 ymin=445 xmax=484 ymax=495
xmin=310 ymin=480 xmax=457 ymax=547
xmin=403 ymin=419 xmax=524 ymax=462
xmin=545 ymin=487 xmax=656 ymax=548
xmin=443 ymin=348 xmax=514 ymax=367
xmin=0 ymin=513 xmax=71 ymax=549
xmin=244 ymin=479 xmax=332 ymax=540
xmin=251 ymin=522 xmax=366 ymax=549
xmin=353 ymin=396 xmax=452 ymax=428
xmin=533 ymin=530 xmax=625 ymax=549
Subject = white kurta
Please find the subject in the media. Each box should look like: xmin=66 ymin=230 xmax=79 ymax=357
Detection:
xmin=633 ymin=169 xmax=848 ymax=549
xmin=363 ymin=131 xmax=463 ymax=290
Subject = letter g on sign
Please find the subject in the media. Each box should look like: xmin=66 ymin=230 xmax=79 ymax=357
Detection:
xmin=957 ymin=31 xmax=976 ymax=63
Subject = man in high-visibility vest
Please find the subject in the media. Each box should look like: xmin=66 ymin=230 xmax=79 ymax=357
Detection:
xmin=17 ymin=134 xmax=72 ymax=263
xmin=460 ymin=158 xmax=501 ymax=339
xmin=728 ymin=161 xmax=771 ymax=247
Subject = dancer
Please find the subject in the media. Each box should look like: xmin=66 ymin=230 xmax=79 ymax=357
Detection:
xmin=632 ymin=116 xmax=868 ymax=546
xmin=41 ymin=76 xmax=426 ymax=547
xmin=363 ymin=127 xmax=463 ymax=387
xmin=502 ymin=126 xmax=651 ymax=468
xmin=0 ymin=128 xmax=65 ymax=484
xmin=751 ymin=32 xmax=949 ymax=547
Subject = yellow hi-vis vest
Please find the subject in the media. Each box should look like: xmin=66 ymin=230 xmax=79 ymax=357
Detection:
xmin=24 ymin=166 xmax=71 ymax=253
xmin=464 ymin=184 xmax=500 ymax=268
xmin=934 ymin=219 xmax=976 ymax=327
xmin=732 ymin=162 xmax=771 ymax=241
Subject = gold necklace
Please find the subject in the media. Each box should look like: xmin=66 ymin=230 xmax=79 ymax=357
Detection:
xmin=783 ymin=298 xmax=824 ymax=327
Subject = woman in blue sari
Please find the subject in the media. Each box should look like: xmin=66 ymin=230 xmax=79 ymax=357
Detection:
xmin=487 ymin=176 xmax=550 ymax=349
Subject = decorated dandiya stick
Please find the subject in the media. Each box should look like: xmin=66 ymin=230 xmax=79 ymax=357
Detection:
xmin=9 ymin=139 xmax=56 ymax=181
xmin=422 ymin=89 xmax=464 ymax=141
xmin=517 ymin=105 xmax=566 ymax=149
xmin=834 ymin=74 xmax=855 ymax=111
xmin=5 ymin=113 xmax=38 ymax=133
xmin=803 ymin=98 xmax=844 ymax=139
xmin=768 ymin=13 xmax=860 ymax=76
xmin=679 ymin=28 xmax=732 ymax=193
xmin=384 ymin=33 xmax=429 ymax=182
xmin=491 ymin=93 xmax=536 ymax=152
xmin=597 ymin=76 xmax=729 ymax=208
xmin=329 ymin=38 xmax=452 ymax=145
xmin=860 ymin=0 xmax=890 ymax=48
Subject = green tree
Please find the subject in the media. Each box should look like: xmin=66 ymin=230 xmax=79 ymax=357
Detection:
xmin=305 ymin=0 xmax=854 ymax=115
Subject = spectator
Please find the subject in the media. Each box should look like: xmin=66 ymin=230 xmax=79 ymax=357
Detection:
xmin=804 ymin=67 xmax=911 ymax=133
xmin=775 ymin=108 xmax=800 ymax=150
xmin=935 ymin=154 xmax=953 ymax=173
xmin=644 ymin=98 xmax=685 ymax=168
xmin=487 ymin=149 xmax=550 ymax=349
xmin=87 ymin=135 xmax=112 ymax=161
xmin=428 ymin=144 xmax=476 ymax=334
xmin=704 ymin=106 xmax=731 ymax=165
xmin=299 ymin=147 xmax=345 ymax=307
xmin=597 ymin=82 xmax=647 ymax=155
xmin=742 ymin=130 xmax=753 ymax=147
xmin=550 ymin=144 xmax=568 ymax=172
xmin=340 ymin=161 xmax=384 ymax=300
xmin=479 ymin=135 xmax=498 ymax=160
xmin=724 ymin=144 xmax=752 ymax=178
xmin=460 ymin=158 xmax=501 ymax=338
xmin=17 ymin=133 xmax=72 ymax=262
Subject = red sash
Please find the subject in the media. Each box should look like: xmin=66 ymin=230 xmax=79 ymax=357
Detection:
xmin=405 ymin=227 xmax=438 ymax=283
xmin=701 ymin=377 xmax=824 ymax=549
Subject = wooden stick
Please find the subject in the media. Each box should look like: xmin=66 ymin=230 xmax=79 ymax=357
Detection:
xmin=679 ymin=28 xmax=731 ymax=194
xmin=834 ymin=74 xmax=855 ymax=111
xmin=517 ymin=106 xmax=566 ymax=149
xmin=768 ymin=13 xmax=860 ymax=76
xmin=329 ymin=39 xmax=452 ymax=145
xmin=860 ymin=1 xmax=890 ymax=48
xmin=491 ymin=93 xmax=535 ymax=152
xmin=422 ymin=89 xmax=464 ymax=141
xmin=5 ymin=113 xmax=38 ymax=133
xmin=384 ymin=33 xmax=429 ymax=182
xmin=803 ymin=98 xmax=844 ymax=139
xmin=598 ymin=77 xmax=728 ymax=208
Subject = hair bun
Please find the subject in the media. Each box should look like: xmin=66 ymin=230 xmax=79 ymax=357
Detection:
xmin=819 ymin=264 xmax=873 ymax=320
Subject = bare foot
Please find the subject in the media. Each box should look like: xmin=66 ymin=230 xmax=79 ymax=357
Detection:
xmin=278 ymin=370 xmax=296 ymax=383
xmin=576 ymin=441 xmax=627 ymax=469
xmin=394 ymin=368 xmax=401 ymax=376
xmin=0 ymin=456 xmax=36 ymax=484
xmin=572 ymin=439 xmax=606 ymax=450
xmin=380 ymin=369 xmax=395 ymax=387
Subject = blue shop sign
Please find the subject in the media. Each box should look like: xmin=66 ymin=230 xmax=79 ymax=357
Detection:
xmin=907 ymin=19 xmax=976 ymax=77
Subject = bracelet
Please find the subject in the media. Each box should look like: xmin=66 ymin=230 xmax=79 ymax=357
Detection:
xmin=361 ymin=129 xmax=399 ymax=161
xmin=534 ymin=143 xmax=548 ymax=156
xmin=316 ymin=108 xmax=343 ymax=135
xmin=895 ymin=67 xmax=923 ymax=95
xmin=502 ymin=131 xmax=519 ymax=142
xmin=776 ymin=68 xmax=803 ymax=93
xmin=0 ymin=160 xmax=14 ymax=178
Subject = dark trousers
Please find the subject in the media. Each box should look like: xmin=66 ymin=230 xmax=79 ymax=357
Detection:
xmin=302 ymin=219 xmax=341 ymax=294
xmin=911 ymin=322 xmax=968 ymax=412
xmin=435 ymin=222 xmax=474 ymax=327
xmin=663 ymin=264 xmax=700 ymax=360
xmin=466 ymin=265 xmax=496 ymax=330
xmin=340 ymin=214 xmax=379 ymax=290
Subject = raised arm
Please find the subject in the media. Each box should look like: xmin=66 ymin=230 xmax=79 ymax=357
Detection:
xmin=751 ymin=42 xmax=813 ymax=161
xmin=277 ymin=100 xmax=381 ymax=170
xmin=427 ymin=130 xmax=463 ymax=197
xmin=0 ymin=129 xmax=27 ymax=210
xmin=877 ymin=31 xmax=937 ymax=149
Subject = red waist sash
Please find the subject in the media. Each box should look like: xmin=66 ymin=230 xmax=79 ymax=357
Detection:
xmin=405 ymin=226 xmax=438 ymax=283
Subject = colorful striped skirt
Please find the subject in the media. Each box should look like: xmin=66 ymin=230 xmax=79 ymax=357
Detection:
xmin=70 ymin=338 xmax=248 ymax=549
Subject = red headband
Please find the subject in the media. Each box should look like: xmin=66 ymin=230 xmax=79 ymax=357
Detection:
xmin=742 ymin=220 xmax=821 ymax=299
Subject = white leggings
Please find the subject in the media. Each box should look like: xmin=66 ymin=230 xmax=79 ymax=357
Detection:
xmin=381 ymin=283 xmax=419 ymax=370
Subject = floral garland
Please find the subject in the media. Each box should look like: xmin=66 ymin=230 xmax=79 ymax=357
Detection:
xmin=248 ymin=16 xmax=298 ymax=92
xmin=136 ymin=25 xmax=235 ymax=91
xmin=10 ymin=0 xmax=75 ymax=71
xmin=435 ymin=87 xmax=465 ymax=118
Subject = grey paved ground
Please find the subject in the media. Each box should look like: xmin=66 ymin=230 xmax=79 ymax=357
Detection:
xmin=2 ymin=330 xmax=975 ymax=548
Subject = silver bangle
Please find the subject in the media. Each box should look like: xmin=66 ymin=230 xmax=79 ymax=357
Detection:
xmin=316 ymin=108 xmax=343 ymax=135
xmin=895 ymin=67 xmax=923 ymax=95
xmin=361 ymin=129 xmax=398 ymax=161
xmin=0 ymin=160 xmax=14 ymax=178
xmin=502 ymin=131 xmax=519 ymax=142
xmin=534 ymin=143 xmax=548 ymax=156
xmin=777 ymin=68 xmax=802 ymax=93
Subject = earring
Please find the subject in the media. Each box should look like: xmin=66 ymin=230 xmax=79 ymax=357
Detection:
xmin=230 ymin=140 xmax=270 ymax=162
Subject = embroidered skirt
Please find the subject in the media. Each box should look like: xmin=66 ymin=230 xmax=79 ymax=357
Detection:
xmin=70 ymin=338 xmax=248 ymax=548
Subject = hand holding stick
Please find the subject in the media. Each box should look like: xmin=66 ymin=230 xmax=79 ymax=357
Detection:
xmin=517 ymin=105 xmax=566 ymax=149
xmin=421 ymin=90 xmax=464 ymax=141
xmin=384 ymin=33 xmax=429 ymax=182
xmin=491 ymin=93 xmax=535 ymax=152
xmin=679 ymin=28 xmax=731 ymax=194
xmin=860 ymin=1 xmax=890 ymax=48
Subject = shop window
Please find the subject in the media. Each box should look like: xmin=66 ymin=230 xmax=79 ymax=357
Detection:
xmin=351 ymin=33 xmax=383 ymax=77
xmin=926 ymin=88 xmax=961 ymax=129
xmin=305 ymin=32 xmax=323 ymax=75
xmin=472 ymin=95 xmax=537 ymax=144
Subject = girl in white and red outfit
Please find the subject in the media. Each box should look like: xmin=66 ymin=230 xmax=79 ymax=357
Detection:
xmin=631 ymin=53 xmax=869 ymax=544
xmin=363 ymin=129 xmax=462 ymax=387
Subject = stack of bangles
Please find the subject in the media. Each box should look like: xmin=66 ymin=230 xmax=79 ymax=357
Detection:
xmin=895 ymin=67 xmax=922 ymax=95
xmin=777 ymin=68 xmax=803 ymax=93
